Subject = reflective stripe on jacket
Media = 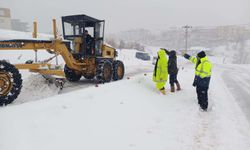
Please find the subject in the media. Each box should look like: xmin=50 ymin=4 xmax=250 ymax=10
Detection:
xmin=153 ymin=49 xmax=168 ymax=82
xmin=189 ymin=56 xmax=212 ymax=78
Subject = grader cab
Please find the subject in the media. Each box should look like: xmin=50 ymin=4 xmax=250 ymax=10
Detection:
xmin=0 ymin=14 xmax=125 ymax=105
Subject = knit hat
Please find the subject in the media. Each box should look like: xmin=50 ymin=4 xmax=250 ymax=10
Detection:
xmin=170 ymin=50 xmax=176 ymax=55
xmin=197 ymin=51 xmax=206 ymax=58
xmin=160 ymin=48 xmax=169 ymax=55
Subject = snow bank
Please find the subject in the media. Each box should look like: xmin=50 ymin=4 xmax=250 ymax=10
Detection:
xmin=0 ymin=69 xmax=250 ymax=150
xmin=1 ymin=29 xmax=250 ymax=150
xmin=0 ymin=29 xmax=52 ymax=40
xmin=12 ymin=74 xmax=61 ymax=105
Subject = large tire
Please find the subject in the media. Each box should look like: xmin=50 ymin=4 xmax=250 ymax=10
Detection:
xmin=96 ymin=61 xmax=112 ymax=83
xmin=83 ymin=73 xmax=95 ymax=80
xmin=64 ymin=65 xmax=82 ymax=82
xmin=112 ymin=60 xmax=125 ymax=81
xmin=0 ymin=61 xmax=22 ymax=105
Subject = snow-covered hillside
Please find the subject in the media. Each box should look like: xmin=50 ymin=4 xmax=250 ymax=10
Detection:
xmin=1 ymin=29 xmax=250 ymax=150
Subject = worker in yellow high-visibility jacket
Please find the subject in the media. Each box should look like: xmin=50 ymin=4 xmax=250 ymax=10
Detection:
xmin=183 ymin=51 xmax=212 ymax=111
xmin=153 ymin=48 xmax=168 ymax=95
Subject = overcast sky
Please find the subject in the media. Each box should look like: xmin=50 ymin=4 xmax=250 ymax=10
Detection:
xmin=0 ymin=0 xmax=249 ymax=34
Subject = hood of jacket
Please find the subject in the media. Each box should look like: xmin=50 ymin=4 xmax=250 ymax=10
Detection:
xmin=200 ymin=56 xmax=209 ymax=62
xmin=169 ymin=50 xmax=176 ymax=58
xmin=158 ymin=49 xmax=167 ymax=59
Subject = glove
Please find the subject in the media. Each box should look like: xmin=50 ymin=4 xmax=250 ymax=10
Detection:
xmin=164 ymin=49 xmax=170 ymax=55
xmin=184 ymin=53 xmax=191 ymax=60
xmin=192 ymin=81 xmax=197 ymax=87
xmin=192 ymin=76 xmax=198 ymax=87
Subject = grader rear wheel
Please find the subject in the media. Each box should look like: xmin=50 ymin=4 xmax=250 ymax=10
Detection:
xmin=0 ymin=61 xmax=22 ymax=105
xmin=96 ymin=61 xmax=112 ymax=83
xmin=83 ymin=73 xmax=95 ymax=80
xmin=112 ymin=60 xmax=125 ymax=81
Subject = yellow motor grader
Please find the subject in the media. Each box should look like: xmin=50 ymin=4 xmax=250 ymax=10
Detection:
xmin=0 ymin=14 xmax=125 ymax=105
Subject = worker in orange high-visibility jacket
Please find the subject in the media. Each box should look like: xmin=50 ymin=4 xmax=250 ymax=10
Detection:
xmin=153 ymin=48 xmax=168 ymax=95
xmin=183 ymin=51 xmax=212 ymax=111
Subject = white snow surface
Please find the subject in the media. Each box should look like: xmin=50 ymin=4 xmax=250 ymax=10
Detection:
xmin=0 ymin=29 xmax=53 ymax=40
xmin=0 ymin=67 xmax=250 ymax=150
xmin=0 ymin=29 xmax=250 ymax=150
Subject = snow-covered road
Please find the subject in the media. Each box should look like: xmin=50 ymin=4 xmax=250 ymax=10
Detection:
xmin=218 ymin=64 xmax=250 ymax=122
xmin=1 ymin=29 xmax=250 ymax=149
xmin=1 ymin=64 xmax=250 ymax=150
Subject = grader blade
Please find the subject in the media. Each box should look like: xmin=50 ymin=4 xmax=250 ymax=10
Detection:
xmin=42 ymin=75 xmax=66 ymax=90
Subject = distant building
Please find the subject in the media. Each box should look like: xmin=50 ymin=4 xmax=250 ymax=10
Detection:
xmin=11 ymin=19 xmax=29 ymax=32
xmin=0 ymin=7 xmax=29 ymax=32
xmin=0 ymin=8 xmax=12 ymax=30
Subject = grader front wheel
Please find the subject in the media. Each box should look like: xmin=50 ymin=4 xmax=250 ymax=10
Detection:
xmin=0 ymin=61 xmax=22 ymax=105
xmin=83 ymin=73 xmax=95 ymax=80
xmin=0 ymin=72 xmax=12 ymax=96
xmin=64 ymin=65 xmax=82 ymax=82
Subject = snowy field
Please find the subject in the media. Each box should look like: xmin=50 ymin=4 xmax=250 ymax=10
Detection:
xmin=0 ymin=29 xmax=250 ymax=150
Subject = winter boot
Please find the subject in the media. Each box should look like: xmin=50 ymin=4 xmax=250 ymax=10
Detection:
xmin=199 ymin=107 xmax=207 ymax=112
xmin=176 ymin=83 xmax=181 ymax=91
xmin=170 ymin=85 xmax=175 ymax=92
xmin=160 ymin=89 xmax=166 ymax=95
xmin=159 ymin=87 xmax=166 ymax=95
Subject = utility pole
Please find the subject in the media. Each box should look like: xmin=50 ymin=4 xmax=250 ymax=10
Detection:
xmin=182 ymin=25 xmax=192 ymax=53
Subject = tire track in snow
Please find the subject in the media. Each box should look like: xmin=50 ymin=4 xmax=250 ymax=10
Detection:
xmin=192 ymin=69 xmax=250 ymax=150
xmin=192 ymin=112 xmax=218 ymax=150
xmin=192 ymin=93 xmax=219 ymax=150
xmin=190 ymin=70 xmax=218 ymax=150
xmin=217 ymin=64 xmax=250 ymax=122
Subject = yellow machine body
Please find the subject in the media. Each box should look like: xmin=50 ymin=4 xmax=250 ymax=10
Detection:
xmin=0 ymin=39 xmax=116 ymax=77
xmin=0 ymin=14 xmax=124 ymax=105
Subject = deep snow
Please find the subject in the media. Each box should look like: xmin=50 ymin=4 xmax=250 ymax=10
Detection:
xmin=0 ymin=67 xmax=250 ymax=150
xmin=0 ymin=29 xmax=250 ymax=150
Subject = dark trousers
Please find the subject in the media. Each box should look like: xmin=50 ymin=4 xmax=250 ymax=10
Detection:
xmin=196 ymin=86 xmax=208 ymax=110
xmin=169 ymin=74 xmax=179 ymax=86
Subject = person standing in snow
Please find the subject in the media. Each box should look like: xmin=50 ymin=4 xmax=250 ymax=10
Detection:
xmin=153 ymin=48 xmax=168 ymax=95
xmin=183 ymin=51 xmax=212 ymax=111
xmin=165 ymin=50 xmax=181 ymax=92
